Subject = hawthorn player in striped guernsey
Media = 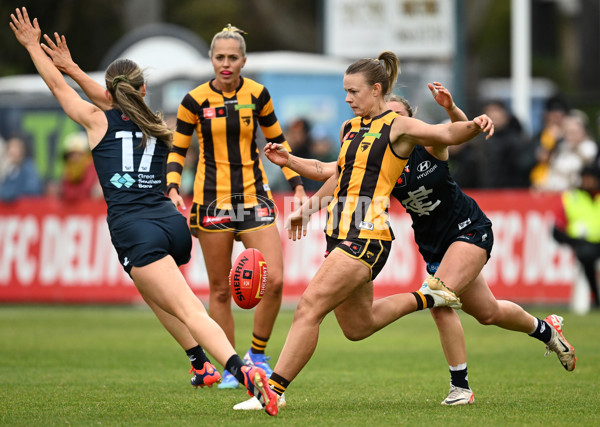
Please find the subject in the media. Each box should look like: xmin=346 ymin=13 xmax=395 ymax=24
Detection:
xmin=263 ymin=84 xmax=577 ymax=409
xmin=166 ymin=24 xmax=306 ymax=393
xmin=265 ymin=51 xmax=496 ymax=403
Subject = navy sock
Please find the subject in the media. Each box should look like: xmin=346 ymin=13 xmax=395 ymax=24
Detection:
xmin=529 ymin=318 xmax=552 ymax=343
xmin=226 ymin=354 xmax=247 ymax=383
xmin=185 ymin=345 xmax=210 ymax=370
xmin=450 ymin=366 xmax=470 ymax=390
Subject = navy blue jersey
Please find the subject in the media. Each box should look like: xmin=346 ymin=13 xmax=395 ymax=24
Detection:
xmin=391 ymin=145 xmax=492 ymax=262
xmin=92 ymin=109 xmax=181 ymax=228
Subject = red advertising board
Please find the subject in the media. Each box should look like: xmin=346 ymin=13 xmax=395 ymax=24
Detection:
xmin=0 ymin=190 xmax=575 ymax=304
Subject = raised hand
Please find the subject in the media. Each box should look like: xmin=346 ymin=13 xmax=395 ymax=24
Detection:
xmin=41 ymin=32 xmax=76 ymax=73
xmin=264 ymin=142 xmax=289 ymax=167
xmin=428 ymin=81 xmax=454 ymax=111
xmin=9 ymin=7 xmax=41 ymax=50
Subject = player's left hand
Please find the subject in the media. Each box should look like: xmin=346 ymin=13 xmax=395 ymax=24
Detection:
xmin=286 ymin=207 xmax=309 ymax=241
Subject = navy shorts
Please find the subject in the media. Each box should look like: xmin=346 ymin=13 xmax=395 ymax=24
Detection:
xmin=425 ymin=223 xmax=494 ymax=275
xmin=189 ymin=200 xmax=277 ymax=236
xmin=109 ymin=214 xmax=192 ymax=275
xmin=325 ymin=235 xmax=391 ymax=281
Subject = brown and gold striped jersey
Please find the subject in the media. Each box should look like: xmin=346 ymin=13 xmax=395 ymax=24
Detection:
xmin=167 ymin=77 xmax=301 ymax=208
xmin=325 ymin=110 xmax=408 ymax=241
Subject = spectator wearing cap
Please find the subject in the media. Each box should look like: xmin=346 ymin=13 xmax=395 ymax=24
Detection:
xmin=60 ymin=131 xmax=101 ymax=201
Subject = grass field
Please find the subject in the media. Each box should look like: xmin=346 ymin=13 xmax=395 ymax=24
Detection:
xmin=1 ymin=305 xmax=599 ymax=426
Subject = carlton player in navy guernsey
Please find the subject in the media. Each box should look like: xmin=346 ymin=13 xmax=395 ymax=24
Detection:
xmin=13 ymin=9 xmax=279 ymax=415
xmin=264 ymin=81 xmax=577 ymax=407
xmin=93 ymin=109 xmax=180 ymax=228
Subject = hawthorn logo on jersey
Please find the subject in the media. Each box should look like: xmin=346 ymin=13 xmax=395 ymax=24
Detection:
xmin=110 ymin=173 xmax=136 ymax=188
xmin=203 ymin=106 xmax=227 ymax=119
xmin=361 ymin=141 xmax=371 ymax=151
xmin=241 ymin=116 xmax=251 ymax=126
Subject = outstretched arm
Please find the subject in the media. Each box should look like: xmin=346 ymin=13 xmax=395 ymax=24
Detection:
xmin=9 ymin=7 xmax=104 ymax=137
xmin=391 ymin=113 xmax=494 ymax=157
xmin=41 ymin=32 xmax=111 ymax=111
xmin=264 ymin=142 xmax=336 ymax=182
xmin=425 ymin=82 xmax=469 ymax=159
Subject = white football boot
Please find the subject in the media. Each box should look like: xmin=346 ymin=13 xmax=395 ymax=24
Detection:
xmin=441 ymin=384 xmax=474 ymax=406
xmin=234 ymin=393 xmax=286 ymax=410
xmin=544 ymin=314 xmax=576 ymax=371
xmin=420 ymin=276 xmax=462 ymax=309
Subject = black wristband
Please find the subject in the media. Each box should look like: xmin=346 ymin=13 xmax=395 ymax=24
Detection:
xmin=288 ymin=176 xmax=303 ymax=190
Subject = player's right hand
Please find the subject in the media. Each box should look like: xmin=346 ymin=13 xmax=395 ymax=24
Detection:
xmin=264 ymin=142 xmax=290 ymax=167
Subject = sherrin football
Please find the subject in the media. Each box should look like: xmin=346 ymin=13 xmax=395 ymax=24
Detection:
xmin=229 ymin=248 xmax=268 ymax=309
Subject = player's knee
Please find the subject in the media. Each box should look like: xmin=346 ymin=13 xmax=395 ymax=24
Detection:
xmin=475 ymin=312 xmax=497 ymax=326
xmin=341 ymin=327 xmax=368 ymax=341
xmin=210 ymin=281 xmax=231 ymax=304
xmin=294 ymin=295 xmax=326 ymax=325
xmin=266 ymin=271 xmax=284 ymax=296
xmin=430 ymin=306 xmax=454 ymax=323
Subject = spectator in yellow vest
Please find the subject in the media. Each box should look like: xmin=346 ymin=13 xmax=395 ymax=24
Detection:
xmin=553 ymin=166 xmax=600 ymax=308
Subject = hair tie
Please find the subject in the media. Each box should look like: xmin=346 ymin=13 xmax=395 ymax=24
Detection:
xmin=112 ymin=75 xmax=130 ymax=86
xmin=222 ymin=23 xmax=247 ymax=35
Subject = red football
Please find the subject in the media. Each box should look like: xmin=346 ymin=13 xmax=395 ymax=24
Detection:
xmin=229 ymin=248 xmax=268 ymax=309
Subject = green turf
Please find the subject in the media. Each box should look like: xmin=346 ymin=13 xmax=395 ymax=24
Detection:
xmin=1 ymin=305 xmax=599 ymax=426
